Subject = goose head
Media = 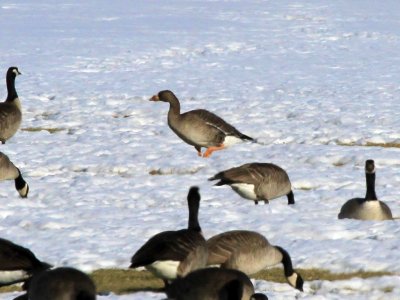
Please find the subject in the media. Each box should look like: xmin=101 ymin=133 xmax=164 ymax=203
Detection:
xmin=286 ymin=271 xmax=304 ymax=292
xmin=7 ymin=66 xmax=21 ymax=78
xmin=365 ymin=159 xmax=375 ymax=174
xmin=150 ymin=90 xmax=177 ymax=102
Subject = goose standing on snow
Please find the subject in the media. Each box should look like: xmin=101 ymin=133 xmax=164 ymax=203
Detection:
xmin=338 ymin=159 xmax=393 ymax=221
xmin=0 ymin=67 xmax=22 ymax=144
xmin=0 ymin=238 xmax=51 ymax=287
xmin=166 ymin=268 xmax=268 ymax=300
xmin=209 ymin=163 xmax=294 ymax=205
xmin=206 ymin=230 xmax=303 ymax=292
xmin=26 ymin=267 xmax=96 ymax=300
xmin=0 ymin=152 xmax=29 ymax=197
xmin=130 ymin=187 xmax=208 ymax=286
xmin=150 ymin=90 xmax=253 ymax=158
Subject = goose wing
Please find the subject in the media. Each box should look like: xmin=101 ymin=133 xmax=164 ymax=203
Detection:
xmin=0 ymin=238 xmax=44 ymax=271
xmin=130 ymin=230 xmax=205 ymax=267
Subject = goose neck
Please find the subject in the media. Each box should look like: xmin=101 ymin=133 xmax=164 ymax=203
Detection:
xmin=365 ymin=172 xmax=377 ymax=200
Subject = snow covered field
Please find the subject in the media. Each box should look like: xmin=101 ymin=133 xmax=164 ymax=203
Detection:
xmin=1 ymin=0 xmax=400 ymax=299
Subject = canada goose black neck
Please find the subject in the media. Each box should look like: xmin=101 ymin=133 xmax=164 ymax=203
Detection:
xmin=159 ymin=90 xmax=181 ymax=116
xmin=6 ymin=67 xmax=19 ymax=102
xmin=365 ymin=160 xmax=377 ymax=201
xmin=187 ymin=186 xmax=201 ymax=232
xmin=275 ymin=246 xmax=294 ymax=277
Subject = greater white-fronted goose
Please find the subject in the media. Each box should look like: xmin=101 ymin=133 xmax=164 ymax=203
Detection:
xmin=150 ymin=90 xmax=253 ymax=158
xmin=209 ymin=163 xmax=294 ymax=205
xmin=0 ymin=67 xmax=22 ymax=144
xmin=338 ymin=160 xmax=393 ymax=220
xmin=26 ymin=267 xmax=96 ymax=300
xmin=206 ymin=230 xmax=303 ymax=292
xmin=0 ymin=152 xmax=29 ymax=197
xmin=0 ymin=238 xmax=51 ymax=287
xmin=130 ymin=187 xmax=208 ymax=286
xmin=166 ymin=268 xmax=268 ymax=300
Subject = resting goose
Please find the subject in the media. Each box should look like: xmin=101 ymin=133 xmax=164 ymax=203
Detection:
xmin=0 ymin=238 xmax=51 ymax=287
xmin=25 ymin=267 xmax=96 ymax=300
xmin=166 ymin=268 xmax=268 ymax=300
xmin=0 ymin=152 xmax=29 ymax=197
xmin=130 ymin=187 xmax=208 ymax=286
xmin=338 ymin=160 xmax=393 ymax=221
xmin=209 ymin=163 xmax=294 ymax=205
xmin=150 ymin=90 xmax=253 ymax=158
xmin=0 ymin=67 xmax=22 ymax=144
xmin=206 ymin=230 xmax=303 ymax=292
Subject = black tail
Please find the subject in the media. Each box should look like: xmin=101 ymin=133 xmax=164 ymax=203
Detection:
xmin=239 ymin=133 xmax=254 ymax=141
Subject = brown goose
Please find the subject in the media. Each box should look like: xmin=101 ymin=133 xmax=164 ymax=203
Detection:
xmin=130 ymin=187 xmax=208 ymax=286
xmin=206 ymin=230 xmax=303 ymax=292
xmin=25 ymin=267 xmax=96 ymax=300
xmin=338 ymin=160 xmax=393 ymax=221
xmin=0 ymin=152 xmax=29 ymax=197
xmin=150 ymin=90 xmax=253 ymax=158
xmin=0 ymin=67 xmax=22 ymax=144
xmin=0 ymin=238 xmax=51 ymax=287
xmin=166 ymin=268 xmax=268 ymax=300
xmin=209 ymin=163 xmax=294 ymax=205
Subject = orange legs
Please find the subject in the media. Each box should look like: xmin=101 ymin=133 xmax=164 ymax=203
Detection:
xmin=203 ymin=144 xmax=225 ymax=158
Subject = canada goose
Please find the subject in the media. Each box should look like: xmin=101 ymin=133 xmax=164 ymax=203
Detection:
xmin=166 ymin=268 xmax=268 ymax=300
xmin=0 ymin=67 xmax=22 ymax=144
xmin=0 ymin=152 xmax=29 ymax=197
xmin=26 ymin=267 xmax=96 ymax=300
xmin=209 ymin=163 xmax=294 ymax=205
xmin=338 ymin=160 xmax=393 ymax=220
xmin=206 ymin=230 xmax=303 ymax=291
xmin=130 ymin=186 xmax=208 ymax=286
xmin=0 ymin=238 xmax=51 ymax=287
xmin=150 ymin=90 xmax=253 ymax=158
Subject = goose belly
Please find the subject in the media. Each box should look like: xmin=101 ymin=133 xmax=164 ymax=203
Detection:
xmin=0 ymin=270 xmax=29 ymax=285
xmin=146 ymin=260 xmax=180 ymax=280
xmin=230 ymin=183 xmax=257 ymax=201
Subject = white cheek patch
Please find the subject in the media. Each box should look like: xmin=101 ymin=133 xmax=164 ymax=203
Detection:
xmin=12 ymin=69 xmax=19 ymax=75
xmin=231 ymin=183 xmax=257 ymax=200
xmin=0 ymin=270 xmax=28 ymax=284
xmin=18 ymin=183 xmax=29 ymax=198
xmin=146 ymin=260 xmax=180 ymax=280
xmin=286 ymin=273 xmax=298 ymax=288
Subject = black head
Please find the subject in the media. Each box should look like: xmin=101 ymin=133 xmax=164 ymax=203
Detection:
xmin=251 ymin=293 xmax=269 ymax=300
xmin=295 ymin=272 xmax=304 ymax=292
xmin=7 ymin=66 xmax=21 ymax=78
xmin=365 ymin=160 xmax=375 ymax=174
xmin=187 ymin=186 xmax=201 ymax=232
xmin=150 ymin=90 xmax=176 ymax=102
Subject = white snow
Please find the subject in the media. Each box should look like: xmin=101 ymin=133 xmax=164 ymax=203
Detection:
xmin=1 ymin=0 xmax=400 ymax=299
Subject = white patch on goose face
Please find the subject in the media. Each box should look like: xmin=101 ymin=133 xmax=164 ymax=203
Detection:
xmin=146 ymin=260 xmax=180 ymax=280
xmin=286 ymin=272 xmax=298 ymax=288
xmin=18 ymin=183 xmax=29 ymax=198
xmin=12 ymin=69 xmax=20 ymax=76
xmin=0 ymin=270 xmax=28 ymax=284
xmin=231 ymin=183 xmax=257 ymax=200
xmin=223 ymin=136 xmax=243 ymax=147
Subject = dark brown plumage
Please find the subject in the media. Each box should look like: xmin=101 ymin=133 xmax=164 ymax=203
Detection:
xmin=0 ymin=238 xmax=51 ymax=287
xmin=0 ymin=152 xmax=29 ymax=197
xmin=338 ymin=160 xmax=393 ymax=220
xmin=209 ymin=163 xmax=294 ymax=205
xmin=27 ymin=267 xmax=96 ymax=300
xmin=206 ymin=230 xmax=303 ymax=292
xmin=129 ymin=187 xmax=207 ymax=284
xmin=166 ymin=268 xmax=268 ymax=300
xmin=150 ymin=90 xmax=253 ymax=157
xmin=0 ymin=67 xmax=22 ymax=144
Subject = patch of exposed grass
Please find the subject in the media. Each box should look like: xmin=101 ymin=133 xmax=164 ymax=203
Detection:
xmin=0 ymin=268 xmax=394 ymax=295
xmin=21 ymin=127 xmax=65 ymax=134
xmin=336 ymin=140 xmax=400 ymax=148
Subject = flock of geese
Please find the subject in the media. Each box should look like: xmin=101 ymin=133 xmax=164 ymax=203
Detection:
xmin=0 ymin=66 xmax=397 ymax=300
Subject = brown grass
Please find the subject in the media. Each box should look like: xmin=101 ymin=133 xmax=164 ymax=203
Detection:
xmin=0 ymin=268 xmax=394 ymax=295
